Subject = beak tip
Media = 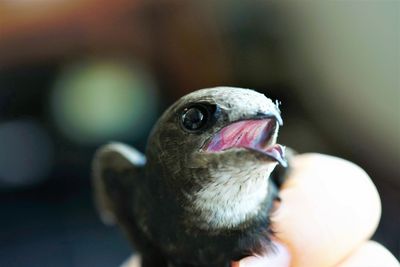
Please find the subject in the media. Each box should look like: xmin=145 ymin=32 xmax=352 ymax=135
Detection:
xmin=273 ymin=100 xmax=283 ymax=126
xmin=274 ymin=112 xmax=283 ymax=126
xmin=280 ymin=159 xmax=288 ymax=168
xmin=277 ymin=116 xmax=283 ymax=126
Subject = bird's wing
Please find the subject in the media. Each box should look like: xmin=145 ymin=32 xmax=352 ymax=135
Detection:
xmin=92 ymin=142 xmax=146 ymax=225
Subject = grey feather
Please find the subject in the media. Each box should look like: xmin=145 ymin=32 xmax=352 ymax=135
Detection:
xmin=92 ymin=142 xmax=146 ymax=225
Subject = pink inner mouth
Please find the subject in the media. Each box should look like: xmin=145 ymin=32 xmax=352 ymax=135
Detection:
xmin=204 ymin=119 xmax=286 ymax=166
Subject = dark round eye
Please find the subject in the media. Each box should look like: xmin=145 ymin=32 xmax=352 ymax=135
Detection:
xmin=180 ymin=104 xmax=216 ymax=132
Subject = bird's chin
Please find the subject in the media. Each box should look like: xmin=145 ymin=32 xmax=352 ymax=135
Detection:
xmin=203 ymin=118 xmax=287 ymax=167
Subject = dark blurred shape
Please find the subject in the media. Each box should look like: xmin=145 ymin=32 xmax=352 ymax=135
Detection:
xmin=0 ymin=184 xmax=132 ymax=267
xmin=0 ymin=0 xmax=145 ymax=68
xmin=0 ymin=120 xmax=53 ymax=188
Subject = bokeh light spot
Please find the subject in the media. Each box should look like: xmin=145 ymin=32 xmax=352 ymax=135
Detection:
xmin=51 ymin=60 xmax=159 ymax=144
xmin=0 ymin=120 xmax=53 ymax=188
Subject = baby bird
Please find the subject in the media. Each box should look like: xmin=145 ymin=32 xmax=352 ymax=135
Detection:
xmin=93 ymin=87 xmax=288 ymax=267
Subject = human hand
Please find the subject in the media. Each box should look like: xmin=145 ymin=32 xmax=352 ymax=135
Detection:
xmin=233 ymin=153 xmax=399 ymax=267
xmin=121 ymin=154 xmax=399 ymax=267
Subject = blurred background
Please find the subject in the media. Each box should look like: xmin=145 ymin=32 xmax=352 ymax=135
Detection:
xmin=0 ymin=1 xmax=399 ymax=266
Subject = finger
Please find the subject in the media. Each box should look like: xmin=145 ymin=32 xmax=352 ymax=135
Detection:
xmin=272 ymin=153 xmax=381 ymax=267
xmin=336 ymin=241 xmax=399 ymax=267
xmin=120 ymin=254 xmax=141 ymax=267
xmin=234 ymin=240 xmax=291 ymax=267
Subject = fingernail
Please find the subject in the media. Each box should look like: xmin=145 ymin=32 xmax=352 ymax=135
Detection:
xmin=238 ymin=241 xmax=291 ymax=267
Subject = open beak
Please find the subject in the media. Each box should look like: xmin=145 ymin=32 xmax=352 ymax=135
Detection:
xmin=204 ymin=117 xmax=287 ymax=167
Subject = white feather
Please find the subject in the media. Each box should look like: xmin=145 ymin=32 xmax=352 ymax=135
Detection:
xmin=191 ymin=162 xmax=277 ymax=230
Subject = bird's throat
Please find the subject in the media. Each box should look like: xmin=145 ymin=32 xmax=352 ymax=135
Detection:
xmin=187 ymin=163 xmax=276 ymax=231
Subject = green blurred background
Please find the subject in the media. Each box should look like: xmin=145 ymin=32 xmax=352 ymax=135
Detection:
xmin=0 ymin=1 xmax=398 ymax=266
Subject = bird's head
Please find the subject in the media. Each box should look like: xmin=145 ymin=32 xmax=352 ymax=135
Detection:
xmin=146 ymin=87 xmax=286 ymax=229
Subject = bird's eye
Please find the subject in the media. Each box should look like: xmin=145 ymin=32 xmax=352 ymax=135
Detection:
xmin=180 ymin=104 xmax=216 ymax=132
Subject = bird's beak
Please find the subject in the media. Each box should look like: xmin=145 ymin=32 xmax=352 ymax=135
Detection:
xmin=255 ymin=109 xmax=283 ymax=126
xmin=203 ymin=113 xmax=287 ymax=167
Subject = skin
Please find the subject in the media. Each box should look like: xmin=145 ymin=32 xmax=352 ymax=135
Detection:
xmin=121 ymin=154 xmax=399 ymax=267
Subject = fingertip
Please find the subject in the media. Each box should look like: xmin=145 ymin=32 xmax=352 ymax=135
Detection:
xmin=120 ymin=254 xmax=141 ymax=267
xmin=273 ymin=153 xmax=382 ymax=267
xmin=235 ymin=241 xmax=291 ymax=267
xmin=336 ymin=241 xmax=399 ymax=267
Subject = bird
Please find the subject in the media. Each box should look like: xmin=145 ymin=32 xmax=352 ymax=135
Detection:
xmin=92 ymin=87 xmax=290 ymax=267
